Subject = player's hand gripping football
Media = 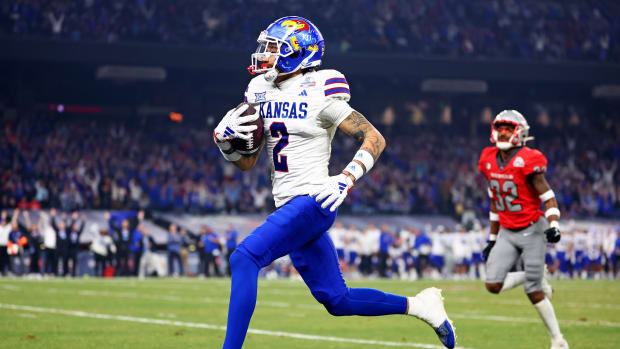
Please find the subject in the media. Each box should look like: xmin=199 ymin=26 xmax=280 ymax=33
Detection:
xmin=309 ymin=173 xmax=354 ymax=212
xmin=545 ymin=226 xmax=561 ymax=243
xmin=213 ymin=104 xmax=259 ymax=144
xmin=482 ymin=240 xmax=496 ymax=262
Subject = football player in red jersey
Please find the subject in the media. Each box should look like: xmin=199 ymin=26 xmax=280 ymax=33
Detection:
xmin=478 ymin=110 xmax=569 ymax=349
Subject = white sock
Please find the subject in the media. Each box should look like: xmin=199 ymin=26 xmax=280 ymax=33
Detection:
xmin=478 ymin=264 xmax=486 ymax=280
xmin=407 ymin=295 xmax=430 ymax=318
xmin=534 ymin=298 xmax=562 ymax=338
xmin=407 ymin=296 xmax=417 ymax=316
xmin=500 ymin=271 xmax=525 ymax=292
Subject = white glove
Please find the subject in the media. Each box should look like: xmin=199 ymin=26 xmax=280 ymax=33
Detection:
xmin=213 ymin=104 xmax=259 ymax=161
xmin=213 ymin=104 xmax=258 ymax=142
xmin=309 ymin=173 xmax=354 ymax=212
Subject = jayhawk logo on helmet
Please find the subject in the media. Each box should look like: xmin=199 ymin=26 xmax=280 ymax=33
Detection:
xmin=490 ymin=110 xmax=534 ymax=150
xmin=280 ymin=19 xmax=310 ymax=31
xmin=249 ymin=16 xmax=325 ymax=80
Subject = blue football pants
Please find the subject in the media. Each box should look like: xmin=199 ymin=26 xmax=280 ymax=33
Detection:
xmin=222 ymin=196 xmax=407 ymax=348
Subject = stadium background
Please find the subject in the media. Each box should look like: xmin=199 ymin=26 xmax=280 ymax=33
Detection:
xmin=0 ymin=1 xmax=619 ymax=348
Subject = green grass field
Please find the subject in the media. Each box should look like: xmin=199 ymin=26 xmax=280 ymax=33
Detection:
xmin=0 ymin=278 xmax=618 ymax=349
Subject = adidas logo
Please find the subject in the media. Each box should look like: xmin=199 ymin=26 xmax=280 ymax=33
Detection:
xmin=299 ymin=90 xmax=308 ymax=97
xmin=224 ymin=126 xmax=235 ymax=137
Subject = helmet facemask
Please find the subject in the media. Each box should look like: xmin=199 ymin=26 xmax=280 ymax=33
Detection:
xmin=250 ymin=31 xmax=295 ymax=80
xmin=249 ymin=17 xmax=325 ymax=82
xmin=490 ymin=110 xmax=533 ymax=150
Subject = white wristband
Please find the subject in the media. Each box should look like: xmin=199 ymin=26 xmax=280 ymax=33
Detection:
xmin=220 ymin=148 xmax=241 ymax=162
xmin=545 ymin=207 xmax=561 ymax=219
xmin=487 ymin=188 xmax=493 ymax=198
xmin=549 ymin=221 xmax=560 ymax=229
xmin=353 ymin=150 xmax=375 ymax=173
xmin=344 ymin=161 xmax=365 ymax=181
xmin=489 ymin=212 xmax=499 ymax=222
xmin=489 ymin=234 xmax=497 ymax=241
xmin=539 ymin=190 xmax=555 ymax=202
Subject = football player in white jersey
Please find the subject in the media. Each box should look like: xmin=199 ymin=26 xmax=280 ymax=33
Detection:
xmin=573 ymin=229 xmax=587 ymax=279
xmin=329 ymin=221 xmax=347 ymax=271
xmin=586 ymin=228 xmax=604 ymax=279
xmin=345 ymin=224 xmax=361 ymax=275
xmin=555 ymin=229 xmax=572 ymax=279
xmin=469 ymin=223 xmax=486 ymax=280
xmin=212 ymin=16 xmax=455 ymax=349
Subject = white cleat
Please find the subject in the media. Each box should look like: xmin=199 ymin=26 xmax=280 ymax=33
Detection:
xmin=550 ymin=335 xmax=569 ymax=349
xmin=410 ymin=287 xmax=456 ymax=348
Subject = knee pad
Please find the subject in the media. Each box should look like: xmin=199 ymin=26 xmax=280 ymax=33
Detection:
xmin=524 ymin=265 xmax=543 ymax=293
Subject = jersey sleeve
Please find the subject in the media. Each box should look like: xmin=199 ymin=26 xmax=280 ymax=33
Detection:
xmin=319 ymin=100 xmax=354 ymax=128
xmin=477 ymin=147 xmax=492 ymax=175
xmin=318 ymin=70 xmax=354 ymax=128
xmin=522 ymin=149 xmax=548 ymax=176
xmin=323 ymin=70 xmax=351 ymax=102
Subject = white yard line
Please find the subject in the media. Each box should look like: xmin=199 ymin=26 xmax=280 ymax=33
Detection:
xmin=0 ymin=284 xmax=21 ymax=291
xmin=6 ymin=279 xmax=619 ymax=311
xmin=43 ymin=287 xmax=620 ymax=328
xmin=449 ymin=297 xmax=620 ymax=311
xmin=451 ymin=313 xmax=620 ymax=328
xmin=0 ymin=303 xmax=467 ymax=349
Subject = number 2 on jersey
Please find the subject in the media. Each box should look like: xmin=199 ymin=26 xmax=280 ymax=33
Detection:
xmin=270 ymin=122 xmax=289 ymax=172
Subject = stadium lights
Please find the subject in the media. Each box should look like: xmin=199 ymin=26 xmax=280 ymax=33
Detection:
xmin=421 ymin=79 xmax=488 ymax=93
xmin=96 ymin=65 xmax=167 ymax=82
xmin=592 ymin=85 xmax=620 ymax=98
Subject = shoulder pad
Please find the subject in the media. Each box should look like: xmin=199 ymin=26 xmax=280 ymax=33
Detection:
xmin=319 ymin=69 xmax=351 ymax=102
xmin=245 ymin=75 xmax=271 ymax=104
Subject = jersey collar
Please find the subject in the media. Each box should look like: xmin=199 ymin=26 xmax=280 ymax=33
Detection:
xmin=496 ymin=147 xmax=523 ymax=170
xmin=274 ymin=72 xmax=305 ymax=90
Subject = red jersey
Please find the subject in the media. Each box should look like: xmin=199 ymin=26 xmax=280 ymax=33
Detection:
xmin=478 ymin=146 xmax=547 ymax=229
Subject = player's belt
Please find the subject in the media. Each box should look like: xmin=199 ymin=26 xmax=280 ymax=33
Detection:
xmin=505 ymin=215 xmax=540 ymax=232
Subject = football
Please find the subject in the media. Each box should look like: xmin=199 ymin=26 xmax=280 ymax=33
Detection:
xmin=230 ymin=103 xmax=264 ymax=155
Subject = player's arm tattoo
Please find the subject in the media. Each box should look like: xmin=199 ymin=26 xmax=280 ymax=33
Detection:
xmin=529 ymin=172 xmax=559 ymax=214
xmin=233 ymin=139 xmax=264 ymax=171
xmin=338 ymin=111 xmax=385 ymax=161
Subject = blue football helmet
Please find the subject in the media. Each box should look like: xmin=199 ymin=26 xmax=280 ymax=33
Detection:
xmin=249 ymin=16 xmax=325 ymax=78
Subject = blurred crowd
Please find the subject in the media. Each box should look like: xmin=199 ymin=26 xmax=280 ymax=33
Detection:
xmin=315 ymin=221 xmax=620 ymax=280
xmin=3 ymin=208 xmax=618 ymax=280
xmin=1 ymin=101 xmax=618 ymax=220
xmin=0 ymin=208 xmax=240 ymax=278
xmin=2 ymin=0 xmax=619 ymax=62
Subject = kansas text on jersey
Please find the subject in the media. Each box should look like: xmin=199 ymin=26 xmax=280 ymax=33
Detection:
xmin=244 ymin=69 xmax=353 ymax=207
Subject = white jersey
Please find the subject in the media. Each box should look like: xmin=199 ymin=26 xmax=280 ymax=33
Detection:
xmin=603 ymin=229 xmax=617 ymax=257
xmin=329 ymin=227 xmax=346 ymax=250
xmin=451 ymin=233 xmax=472 ymax=260
xmin=430 ymin=232 xmax=445 ymax=256
xmin=573 ymin=232 xmax=587 ymax=252
xmin=0 ymin=223 xmax=10 ymax=246
xmin=43 ymin=224 xmax=56 ymax=249
xmin=469 ymin=230 xmax=485 ymax=254
xmin=587 ymin=230 xmax=603 ymax=259
xmin=398 ymin=229 xmax=413 ymax=250
xmin=245 ymin=70 xmax=353 ymax=207
xmin=555 ymin=233 xmax=572 ymax=253
xmin=345 ymin=228 xmax=361 ymax=253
